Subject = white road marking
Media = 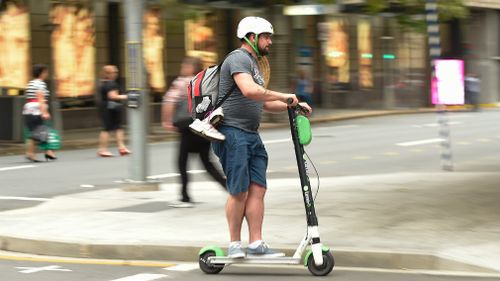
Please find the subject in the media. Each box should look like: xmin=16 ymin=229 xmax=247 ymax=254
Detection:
xmin=110 ymin=273 xmax=167 ymax=281
xmin=411 ymin=121 xmax=462 ymax=128
xmin=16 ymin=265 xmax=71 ymax=274
xmin=80 ymin=184 xmax=95 ymax=188
xmin=187 ymin=170 xmax=205 ymax=174
xmin=0 ymin=165 xmax=35 ymax=172
xmin=147 ymin=173 xmax=179 ymax=180
xmin=147 ymin=170 xmax=206 ymax=180
xmin=164 ymin=263 xmax=198 ymax=271
xmin=0 ymin=196 xmax=49 ymax=202
xmin=263 ymin=138 xmax=291 ymax=144
xmin=318 ymin=125 xmax=359 ymax=130
xmin=396 ymin=138 xmax=444 ymax=147
xmin=335 ymin=266 xmax=500 ymax=278
xmin=353 ymin=156 xmax=371 ymax=160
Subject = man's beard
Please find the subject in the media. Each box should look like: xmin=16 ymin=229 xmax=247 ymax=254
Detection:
xmin=259 ymin=46 xmax=270 ymax=56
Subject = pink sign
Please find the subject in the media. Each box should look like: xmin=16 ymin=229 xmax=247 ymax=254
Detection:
xmin=431 ymin=59 xmax=464 ymax=105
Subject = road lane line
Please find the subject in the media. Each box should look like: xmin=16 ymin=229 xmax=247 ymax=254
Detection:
xmin=147 ymin=173 xmax=179 ymax=180
xmin=396 ymin=138 xmax=444 ymax=147
xmin=318 ymin=125 xmax=359 ymax=130
xmin=164 ymin=263 xmax=198 ymax=271
xmin=147 ymin=170 xmax=206 ymax=180
xmin=110 ymin=274 xmax=167 ymax=281
xmin=17 ymin=265 xmax=72 ymax=274
xmin=335 ymin=266 xmax=500 ymax=278
xmin=0 ymin=165 xmax=36 ymax=172
xmin=0 ymin=252 xmax=174 ymax=267
xmin=353 ymin=156 xmax=371 ymax=160
xmin=411 ymin=121 xmax=462 ymax=128
xmin=0 ymin=196 xmax=49 ymax=202
xmin=263 ymin=138 xmax=291 ymax=144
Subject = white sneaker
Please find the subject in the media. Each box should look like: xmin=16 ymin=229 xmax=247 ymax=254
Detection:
xmin=189 ymin=119 xmax=205 ymax=135
xmin=208 ymin=107 xmax=224 ymax=126
xmin=189 ymin=118 xmax=225 ymax=142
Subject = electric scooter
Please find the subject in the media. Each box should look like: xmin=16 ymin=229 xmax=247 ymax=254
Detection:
xmin=198 ymin=102 xmax=335 ymax=276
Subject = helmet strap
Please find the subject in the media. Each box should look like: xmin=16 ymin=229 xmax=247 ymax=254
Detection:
xmin=244 ymin=35 xmax=261 ymax=57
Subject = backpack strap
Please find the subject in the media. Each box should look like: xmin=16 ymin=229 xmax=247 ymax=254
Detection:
xmin=213 ymin=48 xmax=255 ymax=110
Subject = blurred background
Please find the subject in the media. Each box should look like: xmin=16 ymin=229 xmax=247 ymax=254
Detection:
xmin=0 ymin=0 xmax=498 ymax=139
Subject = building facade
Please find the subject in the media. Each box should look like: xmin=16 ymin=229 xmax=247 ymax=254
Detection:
xmin=1 ymin=0 xmax=498 ymax=134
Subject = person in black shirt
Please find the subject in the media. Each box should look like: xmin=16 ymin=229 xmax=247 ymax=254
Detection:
xmin=97 ymin=65 xmax=130 ymax=157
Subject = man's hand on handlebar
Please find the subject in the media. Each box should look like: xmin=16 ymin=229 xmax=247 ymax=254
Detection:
xmin=283 ymin=94 xmax=299 ymax=106
xmin=298 ymin=102 xmax=312 ymax=116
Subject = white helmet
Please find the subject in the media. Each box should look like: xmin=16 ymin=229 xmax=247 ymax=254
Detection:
xmin=236 ymin=16 xmax=274 ymax=39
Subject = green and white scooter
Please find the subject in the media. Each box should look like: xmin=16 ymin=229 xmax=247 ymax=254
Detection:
xmin=198 ymin=102 xmax=335 ymax=276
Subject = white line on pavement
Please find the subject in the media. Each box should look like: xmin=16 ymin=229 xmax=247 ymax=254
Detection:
xmin=0 ymin=165 xmax=36 ymax=172
xmin=335 ymin=266 xmax=500 ymax=278
xmin=16 ymin=265 xmax=71 ymax=274
xmin=110 ymin=274 xmax=167 ymax=281
xmin=164 ymin=263 xmax=198 ymax=271
xmin=411 ymin=121 xmax=462 ymax=128
xmin=147 ymin=173 xmax=178 ymax=180
xmin=147 ymin=170 xmax=206 ymax=180
xmin=396 ymin=138 xmax=444 ymax=147
xmin=263 ymin=138 xmax=291 ymax=144
xmin=318 ymin=125 xmax=359 ymax=130
xmin=0 ymin=196 xmax=50 ymax=202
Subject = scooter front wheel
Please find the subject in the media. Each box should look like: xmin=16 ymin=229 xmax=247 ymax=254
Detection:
xmin=307 ymin=250 xmax=334 ymax=276
xmin=199 ymin=251 xmax=224 ymax=274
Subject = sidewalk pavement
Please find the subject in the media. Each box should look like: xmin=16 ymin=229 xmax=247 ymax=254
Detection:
xmin=1 ymin=173 xmax=500 ymax=273
xmin=2 ymin=106 xmax=500 ymax=273
xmin=0 ymin=107 xmax=439 ymax=156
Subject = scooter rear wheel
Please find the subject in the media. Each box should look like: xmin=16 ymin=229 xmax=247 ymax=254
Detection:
xmin=307 ymin=250 xmax=334 ymax=276
xmin=199 ymin=251 xmax=224 ymax=274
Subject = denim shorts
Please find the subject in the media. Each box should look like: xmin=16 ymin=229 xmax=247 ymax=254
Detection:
xmin=212 ymin=126 xmax=268 ymax=195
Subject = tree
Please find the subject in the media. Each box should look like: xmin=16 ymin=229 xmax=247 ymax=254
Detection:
xmin=365 ymin=0 xmax=469 ymax=32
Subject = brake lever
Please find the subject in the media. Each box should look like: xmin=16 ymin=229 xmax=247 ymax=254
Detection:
xmin=286 ymin=98 xmax=310 ymax=115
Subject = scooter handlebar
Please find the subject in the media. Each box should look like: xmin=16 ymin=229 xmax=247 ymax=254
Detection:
xmin=287 ymin=97 xmax=310 ymax=115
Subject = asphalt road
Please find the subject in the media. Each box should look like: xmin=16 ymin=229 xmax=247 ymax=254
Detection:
xmin=1 ymin=111 xmax=498 ymax=200
xmin=1 ymin=256 xmax=500 ymax=281
xmin=1 ymin=110 xmax=499 ymax=280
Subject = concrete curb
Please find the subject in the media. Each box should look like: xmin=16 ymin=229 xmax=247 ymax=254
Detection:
xmin=0 ymin=235 xmax=496 ymax=273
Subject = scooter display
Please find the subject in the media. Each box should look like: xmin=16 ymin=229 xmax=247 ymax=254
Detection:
xmin=198 ymin=103 xmax=335 ymax=276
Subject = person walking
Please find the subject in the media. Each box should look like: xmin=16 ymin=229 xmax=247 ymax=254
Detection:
xmin=211 ymin=17 xmax=312 ymax=258
xmin=295 ymin=69 xmax=314 ymax=106
xmin=162 ymin=57 xmax=227 ymax=208
xmin=22 ymin=64 xmax=57 ymax=162
xmin=465 ymin=72 xmax=480 ymax=111
xmin=97 ymin=65 xmax=130 ymax=157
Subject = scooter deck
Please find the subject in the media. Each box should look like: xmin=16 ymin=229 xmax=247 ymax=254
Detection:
xmin=209 ymin=256 xmax=302 ymax=265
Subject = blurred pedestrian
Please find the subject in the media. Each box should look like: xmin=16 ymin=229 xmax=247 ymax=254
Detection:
xmin=465 ymin=72 xmax=480 ymax=111
xmin=162 ymin=56 xmax=227 ymax=208
xmin=22 ymin=64 xmax=57 ymax=162
xmin=295 ymin=69 xmax=314 ymax=106
xmin=97 ymin=65 xmax=130 ymax=157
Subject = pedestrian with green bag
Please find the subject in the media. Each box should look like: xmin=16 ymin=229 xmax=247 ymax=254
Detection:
xmin=22 ymin=64 xmax=58 ymax=162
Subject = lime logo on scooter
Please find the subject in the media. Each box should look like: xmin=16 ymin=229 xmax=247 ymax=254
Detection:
xmin=303 ymin=185 xmax=312 ymax=208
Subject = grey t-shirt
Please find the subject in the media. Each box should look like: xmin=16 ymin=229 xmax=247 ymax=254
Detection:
xmin=218 ymin=48 xmax=265 ymax=132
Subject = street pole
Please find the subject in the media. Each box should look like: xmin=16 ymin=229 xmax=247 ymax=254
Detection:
xmin=124 ymin=0 xmax=149 ymax=181
xmin=426 ymin=0 xmax=453 ymax=171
